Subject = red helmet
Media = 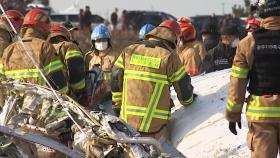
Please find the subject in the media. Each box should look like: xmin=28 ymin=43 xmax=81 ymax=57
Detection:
xmin=248 ymin=18 xmax=261 ymax=27
xmin=177 ymin=17 xmax=192 ymax=24
xmin=179 ymin=22 xmax=196 ymax=41
xmin=246 ymin=18 xmax=261 ymax=32
xmin=159 ymin=20 xmax=181 ymax=39
xmin=50 ymin=23 xmax=72 ymax=41
xmin=6 ymin=10 xmax=23 ymax=29
xmin=23 ymin=9 xmax=50 ymax=32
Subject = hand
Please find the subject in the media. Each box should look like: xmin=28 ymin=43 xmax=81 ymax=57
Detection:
xmin=229 ymin=121 xmax=242 ymax=135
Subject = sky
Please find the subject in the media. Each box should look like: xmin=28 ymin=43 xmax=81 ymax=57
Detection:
xmin=50 ymin=0 xmax=244 ymax=19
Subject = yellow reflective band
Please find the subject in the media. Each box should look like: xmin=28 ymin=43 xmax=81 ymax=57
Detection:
xmin=59 ymin=85 xmax=69 ymax=94
xmin=70 ymin=79 xmax=85 ymax=90
xmin=0 ymin=64 xmax=4 ymax=75
xmin=5 ymin=69 xmax=40 ymax=79
xmin=232 ymin=65 xmax=249 ymax=72
xmin=121 ymin=78 xmax=128 ymax=121
xmin=226 ymin=99 xmax=242 ymax=112
xmin=126 ymin=105 xmax=146 ymax=117
xmin=125 ymin=105 xmax=170 ymax=121
xmin=130 ymin=54 xmax=161 ymax=69
xmin=140 ymin=83 xmax=164 ymax=132
xmin=154 ymin=109 xmax=170 ymax=120
xmin=124 ymin=70 xmax=168 ymax=84
xmin=104 ymin=72 xmax=112 ymax=80
xmin=65 ymin=50 xmax=82 ymax=60
xmin=115 ymin=56 xmax=124 ymax=68
xmin=230 ymin=65 xmax=249 ymax=79
xmin=169 ymin=66 xmax=186 ymax=82
xmin=247 ymin=106 xmax=280 ymax=118
xmin=43 ymin=60 xmax=64 ymax=75
xmin=112 ymin=92 xmax=122 ymax=102
xmin=181 ymin=95 xmax=193 ymax=106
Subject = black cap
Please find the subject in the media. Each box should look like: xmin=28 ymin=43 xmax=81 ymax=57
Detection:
xmin=220 ymin=25 xmax=239 ymax=35
xmin=201 ymin=22 xmax=220 ymax=35
xmin=258 ymin=0 xmax=280 ymax=18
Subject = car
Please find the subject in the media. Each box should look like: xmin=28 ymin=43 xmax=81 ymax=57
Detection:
xmin=190 ymin=15 xmax=246 ymax=39
xmin=124 ymin=10 xmax=177 ymax=31
xmin=50 ymin=13 xmax=105 ymax=27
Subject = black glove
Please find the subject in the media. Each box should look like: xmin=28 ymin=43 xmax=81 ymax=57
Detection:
xmin=193 ymin=93 xmax=198 ymax=100
xmin=229 ymin=121 xmax=242 ymax=135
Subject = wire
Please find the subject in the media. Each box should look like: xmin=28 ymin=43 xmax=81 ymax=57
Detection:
xmin=0 ymin=4 xmax=85 ymax=135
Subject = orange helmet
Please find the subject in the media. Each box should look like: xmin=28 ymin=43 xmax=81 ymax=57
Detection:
xmin=177 ymin=17 xmax=192 ymax=24
xmin=49 ymin=23 xmax=72 ymax=41
xmin=23 ymin=9 xmax=50 ymax=33
xmin=179 ymin=20 xmax=196 ymax=42
xmin=6 ymin=10 xmax=23 ymax=30
xmin=159 ymin=20 xmax=181 ymax=39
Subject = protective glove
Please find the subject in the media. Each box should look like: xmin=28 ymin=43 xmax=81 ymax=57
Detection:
xmin=229 ymin=121 xmax=242 ymax=135
xmin=193 ymin=93 xmax=198 ymax=100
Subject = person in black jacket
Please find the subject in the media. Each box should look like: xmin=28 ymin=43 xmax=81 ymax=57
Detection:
xmin=201 ymin=21 xmax=220 ymax=52
xmin=202 ymin=25 xmax=239 ymax=73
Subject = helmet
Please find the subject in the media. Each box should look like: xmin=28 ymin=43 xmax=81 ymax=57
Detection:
xmin=179 ymin=23 xmax=196 ymax=41
xmin=177 ymin=17 xmax=192 ymax=24
xmin=139 ymin=24 xmax=155 ymax=40
xmin=258 ymin=0 xmax=280 ymax=18
xmin=6 ymin=10 xmax=23 ymax=30
xmin=248 ymin=18 xmax=261 ymax=27
xmin=23 ymin=9 xmax=50 ymax=32
xmin=62 ymin=21 xmax=79 ymax=31
xmin=91 ymin=24 xmax=111 ymax=41
xmin=50 ymin=24 xmax=71 ymax=41
xmin=159 ymin=20 xmax=181 ymax=39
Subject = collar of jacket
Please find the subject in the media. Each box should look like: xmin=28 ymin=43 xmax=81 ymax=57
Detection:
xmin=92 ymin=47 xmax=112 ymax=57
xmin=177 ymin=40 xmax=194 ymax=54
xmin=145 ymin=27 xmax=177 ymax=49
xmin=21 ymin=26 xmax=47 ymax=40
xmin=261 ymin=16 xmax=280 ymax=30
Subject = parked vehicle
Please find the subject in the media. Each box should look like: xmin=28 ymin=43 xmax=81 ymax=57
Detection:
xmin=50 ymin=13 xmax=105 ymax=27
xmin=124 ymin=10 xmax=177 ymax=31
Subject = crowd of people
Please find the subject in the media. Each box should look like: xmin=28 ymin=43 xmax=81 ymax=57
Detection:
xmin=0 ymin=0 xmax=280 ymax=157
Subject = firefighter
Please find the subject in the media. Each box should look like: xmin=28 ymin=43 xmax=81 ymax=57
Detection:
xmin=177 ymin=18 xmax=205 ymax=76
xmin=111 ymin=20 xmax=194 ymax=141
xmin=85 ymin=24 xmax=117 ymax=106
xmin=178 ymin=17 xmax=206 ymax=62
xmin=1 ymin=9 xmax=68 ymax=92
xmin=226 ymin=0 xmax=280 ymax=157
xmin=139 ymin=24 xmax=155 ymax=41
xmin=48 ymin=24 xmax=85 ymax=96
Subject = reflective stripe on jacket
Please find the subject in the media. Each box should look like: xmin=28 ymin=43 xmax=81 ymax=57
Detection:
xmin=53 ymin=41 xmax=85 ymax=91
xmin=112 ymin=31 xmax=193 ymax=133
xmin=226 ymin=16 xmax=280 ymax=122
xmin=1 ymin=27 xmax=68 ymax=93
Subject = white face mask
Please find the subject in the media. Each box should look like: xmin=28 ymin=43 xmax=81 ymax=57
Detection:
xmin=231 ymin=38 xmax=239 ymax=48
xmin=95 ymin=41 xmax=108 ymax=51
